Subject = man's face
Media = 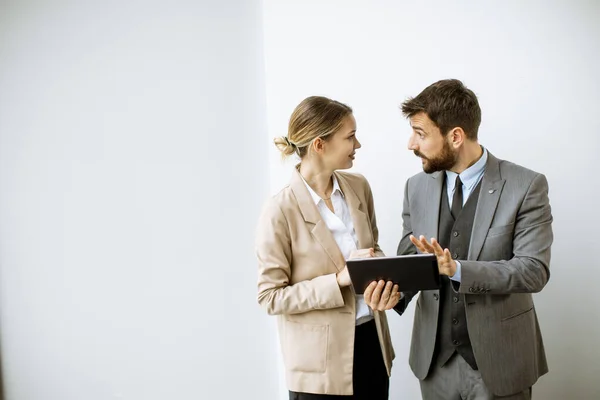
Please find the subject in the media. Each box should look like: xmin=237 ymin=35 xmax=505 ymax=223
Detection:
xmin=407 ymin=112 xmax=457 ymax=173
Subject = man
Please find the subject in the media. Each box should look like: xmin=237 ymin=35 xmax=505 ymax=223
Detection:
xmin=365 ymin=79 xmax=553 ymax=399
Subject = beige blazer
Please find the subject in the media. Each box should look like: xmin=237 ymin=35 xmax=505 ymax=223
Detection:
xmin=256 ymin=168 xmax=394 ymax=395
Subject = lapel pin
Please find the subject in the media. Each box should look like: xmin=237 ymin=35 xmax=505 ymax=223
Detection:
xmin=488 ymin=189 xmax=496 ymax=194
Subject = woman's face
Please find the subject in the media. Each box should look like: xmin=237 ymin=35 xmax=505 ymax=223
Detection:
xmin=321 ymin=114 xmax=361 ymax=170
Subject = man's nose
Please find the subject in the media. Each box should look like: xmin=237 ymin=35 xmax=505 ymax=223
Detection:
xmin=407 ymin=136 xmax=418 ymax=151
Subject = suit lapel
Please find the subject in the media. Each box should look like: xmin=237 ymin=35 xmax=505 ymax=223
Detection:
xmin=423 ymin=171 xmax=444 ymax=242
xmin=335 ymin=172 xmax=371 ymax=249
xmin=289 ymin=167 xmax=346 ymax=272
xmin=468 ymin=152 xmax=506 ymax=260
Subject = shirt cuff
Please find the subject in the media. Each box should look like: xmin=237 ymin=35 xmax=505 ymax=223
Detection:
xmin=450 ymin=260 xmax=462 ymax=283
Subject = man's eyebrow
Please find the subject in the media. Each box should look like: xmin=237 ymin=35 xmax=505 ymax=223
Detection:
xmin=412 ymin=126 xmax=426 ymax=133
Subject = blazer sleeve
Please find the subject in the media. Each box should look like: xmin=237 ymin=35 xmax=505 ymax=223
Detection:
xmin=256 ymin=198 xmax=345 ymax=315
xmin=394 ymin=178 xmax=419 ymax=315
xmin=458 ymin=173 xmax=553 ymax=294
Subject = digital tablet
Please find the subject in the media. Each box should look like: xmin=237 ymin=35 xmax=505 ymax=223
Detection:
xmin=346 ymin=253 xmax=440 ymax=294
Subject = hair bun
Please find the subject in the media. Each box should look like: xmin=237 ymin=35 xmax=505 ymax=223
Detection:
xmin=274 ymin=136 xmax=297 ymax=158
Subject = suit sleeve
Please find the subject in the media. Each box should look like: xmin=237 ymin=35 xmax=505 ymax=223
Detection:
xmin=394 ymin=179 xmax=419 ymax=316
xmin=256 ymin=199 xmax=345 ymax=315
xmin=458 ymin=173 xmax=553 ymax=294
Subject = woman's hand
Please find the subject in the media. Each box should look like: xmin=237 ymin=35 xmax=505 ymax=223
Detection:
xmin=336 ymin=248 xmax=375 ymax=287
xmin=364 ymin=280 xmax=401 ymax=311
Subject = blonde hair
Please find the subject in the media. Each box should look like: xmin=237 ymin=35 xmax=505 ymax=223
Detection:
xmin=274 ymin=96 xmax=353 ymax=159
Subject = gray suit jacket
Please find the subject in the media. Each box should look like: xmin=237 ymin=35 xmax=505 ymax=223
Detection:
xmin=395 ymin=151 xmax=552 ymax=396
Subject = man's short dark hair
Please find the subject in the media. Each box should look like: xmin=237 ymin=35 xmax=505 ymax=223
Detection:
xmin=401 ymin=79 xmax=481 ymax=140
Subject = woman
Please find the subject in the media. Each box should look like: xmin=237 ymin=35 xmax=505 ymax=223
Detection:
xmin=256 ymin=96 xmax=401 ymax=399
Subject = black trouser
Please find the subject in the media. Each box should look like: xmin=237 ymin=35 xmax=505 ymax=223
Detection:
xmin=289 ymin=319 xmax=389 ymax=400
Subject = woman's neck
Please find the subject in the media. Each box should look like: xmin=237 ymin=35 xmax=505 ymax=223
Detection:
xmin=299 ymin=161 xmax=333 ymax=199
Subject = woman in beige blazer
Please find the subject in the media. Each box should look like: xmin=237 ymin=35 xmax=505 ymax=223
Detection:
xmin=256 ymin=96 xmax=400 ymax=399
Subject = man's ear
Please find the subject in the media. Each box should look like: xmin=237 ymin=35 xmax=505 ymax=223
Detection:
xmin=449 ymin=127 xmax=465 ymax=149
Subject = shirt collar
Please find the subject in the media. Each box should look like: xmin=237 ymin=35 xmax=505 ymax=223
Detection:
xmin=301 ymin=173 xmax=343 ymax=205
xmin=446 ymin=146 xmax=488 ymax=191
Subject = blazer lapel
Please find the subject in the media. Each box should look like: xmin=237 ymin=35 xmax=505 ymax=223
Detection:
xmin=468 ymin=152 xmax=506 ymax=260
xmin=289 ymin=168 xmax=346 ymax=272
xmin=422 ymin=171 xmax=444 ymax=243
xmin=335 ymin=172 xmax=371 ymax=249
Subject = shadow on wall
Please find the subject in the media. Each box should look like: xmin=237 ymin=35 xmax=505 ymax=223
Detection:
xmin=0 ymin=350 xmax=4 ymax=400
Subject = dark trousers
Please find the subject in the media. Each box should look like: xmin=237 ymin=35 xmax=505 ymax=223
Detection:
xmin=289 ymin=319 xmax=389 ymax=400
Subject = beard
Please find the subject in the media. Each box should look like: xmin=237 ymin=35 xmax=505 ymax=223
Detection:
xmin=414 ymin=139 xmax=457 ymax=174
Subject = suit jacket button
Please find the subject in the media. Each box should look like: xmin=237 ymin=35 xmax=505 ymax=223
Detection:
xmin=453 ymin=231 xmax=459 ymax=237
xmin=452 ymin=253 xmax=459 ymax=259
xmin=434 ymin=293 xmax=439 ymax=300
xmin=453 ymin=297 xmax=459 ymax=303
xmin=453 ymin=340 xmax=460 ymax=346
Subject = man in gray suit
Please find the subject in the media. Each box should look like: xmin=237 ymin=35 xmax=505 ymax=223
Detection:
xmin=365 ymin=79 xmax=552 ymax=399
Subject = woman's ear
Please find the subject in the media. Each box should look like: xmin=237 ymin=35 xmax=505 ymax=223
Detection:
xmin=311 ymin=137 xmax=325 ymax=155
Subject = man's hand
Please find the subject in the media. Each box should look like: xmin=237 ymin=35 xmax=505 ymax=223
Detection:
xmin=364 ymin=280 xmax=401 ymax=311
xmin=410 ymin=235 xmax=457 ymax=277
xmin=337 ymin=248 xmax=375 ymax=287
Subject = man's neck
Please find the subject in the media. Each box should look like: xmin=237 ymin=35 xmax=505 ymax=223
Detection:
xmin=449 ymin=142 xmax=483 ymax=174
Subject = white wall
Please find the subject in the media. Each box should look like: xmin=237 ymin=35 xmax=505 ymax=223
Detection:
xmin=263 ymin=1 xmax=600 ymax=398
xmin=0 ymin=1 xmax=279 ymax=399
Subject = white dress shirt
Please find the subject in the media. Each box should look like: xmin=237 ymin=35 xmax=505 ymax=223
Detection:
xmin=301 ymin=174 xmax=374 ymax=325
